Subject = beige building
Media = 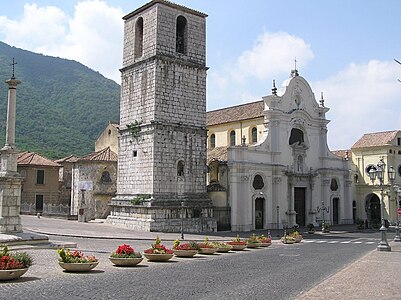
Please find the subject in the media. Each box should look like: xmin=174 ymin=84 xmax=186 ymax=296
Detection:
xmin=351 ymin=130 xmax=401 ymax=227
xmin=18 ymin=151 xmax=61 ymax=214
xmin=95 ymin=123 xmax=119 ymax=154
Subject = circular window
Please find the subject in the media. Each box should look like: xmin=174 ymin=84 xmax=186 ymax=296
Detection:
xmin=365 ymin=164 xmax=377 ymax=176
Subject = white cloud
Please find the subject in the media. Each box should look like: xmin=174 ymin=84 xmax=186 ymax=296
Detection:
xmin=207 ymin=31 xmax=314 ymax=109
xmin=313 ymin=60 xmax=401 ymax=150
xmin=0 ymin=1 xmax=124 ymax=83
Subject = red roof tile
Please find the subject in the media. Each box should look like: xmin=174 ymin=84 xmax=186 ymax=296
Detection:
xmin=78 ymin=147 xmax=117 ymax=162
xmin=55 ymin=155 xmax=79 ymax=163
xmin=17 ymin=151 xmax=61 ymax=167
xmin=206 ymin=100 xmax=264 ymax=126
xmin=207 ymin=146 xmax=228 ymax=164
xmin=351 ymin=130 xmax=399 ymax=149
xmin=332 ymin=149 xmax=351 ymax=159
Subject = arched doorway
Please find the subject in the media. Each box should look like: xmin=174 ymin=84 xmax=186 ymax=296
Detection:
xmin=255 ymin=197 xmax=264 ymax=229
xmin=332 ymin=198 xmax=339 ymax=224
xmin=366 ymin=194 xmax=381 ymax=228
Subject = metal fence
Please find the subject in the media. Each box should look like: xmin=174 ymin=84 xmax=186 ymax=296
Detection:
xmin=20 ymin=202 xmax=71 ymax=216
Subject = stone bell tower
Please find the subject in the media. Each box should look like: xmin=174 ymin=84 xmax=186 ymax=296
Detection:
xmin=107 ymin=0 xmax=216 ymax=232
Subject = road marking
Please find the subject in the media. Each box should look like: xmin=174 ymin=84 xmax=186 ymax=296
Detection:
xmin=340 ymin=241 xmax=351 ymax=243
xmin=328 ymin=241 xmax=339 ymax=243
xmin=316 ymin=241 xmax=326 ymax=243
xmin=353 ymin=241 xmax=362 ymax=244
xmin=279 ymin=254 xmax=300 ymax=257
xmin=366 ymin=241 xmax=375 ymax=244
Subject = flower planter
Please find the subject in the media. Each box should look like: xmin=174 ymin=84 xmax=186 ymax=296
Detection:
xmin=281 ymin=238 xmax=295 ymax=244
xmin=143 ymin=253 xmax=174 ymax=262
xmin=216 ymin=246 xmax=232 ymax=253
xmin=293 ymin=236 xmax=303 ymax=243
xmin=109 ymin=257 xmax=143 ymax=267
xmin=247 ymin=243 xmax=261 ymax=249
xmin=198 ymin=247 xmax=217 ymax=255
xmin=0 ymin=268 xmax=29 ymax=281
xmin=58 ymin=261 xmax=99 ymax=272
xmin=258 ymin=242 xmax=272 ymax=247
xmin=228 ymin=244 xmax=247 ymax=251
xmin=173 ymin=249 xmax=197 ymax=258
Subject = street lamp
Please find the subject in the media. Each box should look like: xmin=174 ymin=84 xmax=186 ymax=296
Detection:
xmin=317 ymin=200 xmax=330 ymax=233
xmin=368 ymin=159 xmax=391 ymax=251
xmin=388 ymin=165 xmax=401 ymax=242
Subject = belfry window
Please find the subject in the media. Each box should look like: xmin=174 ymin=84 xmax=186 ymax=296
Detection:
xmin=289 ymin=128 xmax=304 ymax=145
xmin=330 ymin=178 xmax=338 ymax=191
xmin=176 ymin=16 xmax=187 ymax=54
xmin=134 ymin=17 xmax=144 ymax=59
xmin=253 ymin=175 xmax=264 ymax=190
xmin=230 ymin=130 xmax=236 ymax=146
xmin=100 ymin=171 xmax=112 ymax=183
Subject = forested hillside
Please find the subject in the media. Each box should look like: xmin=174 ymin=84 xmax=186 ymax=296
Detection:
xmin=0 ymin=41 xmax=120 ymax=159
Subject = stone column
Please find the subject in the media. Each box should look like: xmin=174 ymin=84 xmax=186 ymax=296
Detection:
xmin=0 ymin=77 xmax=23 ymax=233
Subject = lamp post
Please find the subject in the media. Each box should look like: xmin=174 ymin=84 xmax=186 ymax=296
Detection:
xmin=180 ymin=201 xmax=184 ymax=240
xmin=317 ymin=200 xmax=330 ymax=233
xmin=394 ymin=187 xmax=401 ymax=242
xmin=368 ymin=159 xmax=391 ymax=251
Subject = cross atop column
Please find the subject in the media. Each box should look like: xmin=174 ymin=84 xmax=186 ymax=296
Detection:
xmin=10 ymin=57 xmax=17 ymax=79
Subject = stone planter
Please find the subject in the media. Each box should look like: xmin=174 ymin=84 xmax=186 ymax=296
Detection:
xmin=216 ymin=246 xmax=232 ymax=253
xmin=109 ymin=257 xmax=143 ymax=267
xmin=0 ymin=268 xmax=29 ymax=281
xmin=281 ymin=238 xmax=295 ymax=244
xmin=293 ymin=235 xmax=303 ymax=243
xmin=227 ymin=244 xmax=247 ymax=251
xmin=173 ymin=249 xmax=197 ymax=258
xmin=58 ymin=261 xmax=99 ymax=272
xmin=247 ymin=243 xmax=261 ymax=249
xmin=143 ymin=253 xmax=174 ymax=262
xmin=258 ymin=242 xmax=272 ymax=247
xmin=198 ymin=247 xmax=217 ymax=255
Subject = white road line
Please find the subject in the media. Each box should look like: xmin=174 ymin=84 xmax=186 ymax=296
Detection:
xmin=316 ymin=241 xmax=326 ymax=243
xmin=365 ymin=241 xmax=375 ymax=244
xmin=328 ymin=241 xmax=339 ymax=243
xmin=353 ymin=241 xmax=362 ymax=244
xmin=340 ymin=241 xmax=351 ymax=244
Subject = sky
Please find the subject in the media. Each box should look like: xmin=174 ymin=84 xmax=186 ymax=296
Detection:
xmin=0 ymin=0 xmax=400 ymax=150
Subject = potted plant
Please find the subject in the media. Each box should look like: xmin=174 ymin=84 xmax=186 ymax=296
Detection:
xmin=356 ymin=218 xmax=365 ymax=230
xmin=212 ymin=242 xmax=233 ymax=253
xmin=143 ymin=236 xmax=174 ymax=262
xmin=227 ymin=235 xmax=247 ymax=251
xmin=57 ymin=248 xmax=98 ymax=272
xmin=0 ymin=245 xmax=33 ymax=281
xmin=290 ymin=231 xmax=303 ymax=243
xmin=307 ymin=223 xmax=315 ymax=234
xmin=257 ymin=235 xmax=272 ymax=247
xmin=281 ymin=232 xmax=296 ymax=244
xmin=322 ymin=221 xmax=330 ymax=233
xmin=109 ymin=244 xmax=143 ymax=267
xmin=172 ymin=240 xmax=199 ymax=258
xmin=198 ymin=237 xmax=218 ymax=255
xmin=246 ymin=234 xmax=262 ymax=248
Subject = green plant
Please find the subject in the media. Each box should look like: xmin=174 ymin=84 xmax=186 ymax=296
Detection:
xmin=57 ymin=248 xmax=97 ymax=263
xmin=126 ymin=120 xmax=142 ymax=137
xmin=110 ymin=244 xmax=142 ymax=258
xmin=0 ymin=245 xmax=33 ymax=269
xmin=307 ymin=223 xmax=315 ymax=231
xmin=130 ymin=194 xmax=150 ymax=205
xmin=356 ymin=218 xmax=365 ymax=229
xmin=247 ymin=234 xmax=261 ymax=244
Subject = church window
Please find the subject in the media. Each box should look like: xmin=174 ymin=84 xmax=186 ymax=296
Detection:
xmin=251 ymin=127 xmax=257 ymax=144
xmin=177 ymin=160 xmax=185 ymax=177
xmin=176 ymin=16 xmax=187 ymax=54
xmin=253 ymin=175 xmax=264 ymax=190
xmin=230 ymin=130 xmax=236 ymax=146
xmin=210 ymin=134 xmax=216 ymax=149
xmin=100 ymin=171 xmax=112 ymax=183
xmin=134 ymin=17 xmax=144 ymax=59
xmin=330 ymin=178 xmax=338 ymax=191
xmin=36 ymin=170 xmax=45 ymax=185
xmin=289 ymin=128 xmax=304 ymax=145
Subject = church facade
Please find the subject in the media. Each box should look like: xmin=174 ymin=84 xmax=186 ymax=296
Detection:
xmin=207 ymin=71 xmax=354 ymax=231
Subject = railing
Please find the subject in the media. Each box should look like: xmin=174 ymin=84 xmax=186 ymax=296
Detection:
xmin=20 ymin=202 xmax=71 ymax=216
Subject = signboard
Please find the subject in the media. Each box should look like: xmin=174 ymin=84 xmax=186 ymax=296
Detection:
xmin=398 ymin=208 xmax=401 ymax=216
xmin=78 ymin=181 xmax=93 ymax=191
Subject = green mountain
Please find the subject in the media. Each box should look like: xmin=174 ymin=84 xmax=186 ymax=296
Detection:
xmin=0 ymin=41 xmax=120 ymax=159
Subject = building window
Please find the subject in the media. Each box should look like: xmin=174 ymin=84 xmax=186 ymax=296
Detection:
xmin=230 ymin=130 xmax=236 ymax=146
xmin=253 ymin=175 xmax=264 ymax=190
xmin=289 ymin=128 xmax=304 ymax=145
xmin=251 ymin=127 xmax=257 ymax=144
xmin=134 ymin=17 xmax=144 ymax=59
xmin=210 ymin=134 xmax=216 ymax=149
xmin=100 ymin=171 xmax=112 ymax=183
xmin=176 ymin=16 xmax=187 ymax=54
xmin=177 ymin=160 xmax=185 ymax=177
xmin=398 ymin=138 xmax=401 ymax=146
xmin=330 ymin=178 xmax=339 ymax=191
xmin=36 ymin=170 xmax=45 ymax=184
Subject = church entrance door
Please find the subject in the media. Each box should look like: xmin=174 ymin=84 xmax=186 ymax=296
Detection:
xmin=333 ymin=198 xmax=339 ymax=224
xmin=294 ymin=187 xmax=306 ymax=226
xmin=255 ymin=197 xmax=264 ymax=229
xmin=367 ymin=194 xmax=381 ymax=228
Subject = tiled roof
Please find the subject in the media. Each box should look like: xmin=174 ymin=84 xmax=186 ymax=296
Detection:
xmin=351 ymin=130 xmax=399 ymax=149
xmin=17 ymin=151 xmax=61 ymax=167
xmin=206 ymin=100 xmax=264 ymax=126
xmin=78 ymin=147 xmax=118 ymax=162
xmin=55 ymin=155 xmax=79 ymax=163
xmin=207 ymin=146 xmax=228 ymax=164
xmin=332 ymin=150 xmax=351 ymax=159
